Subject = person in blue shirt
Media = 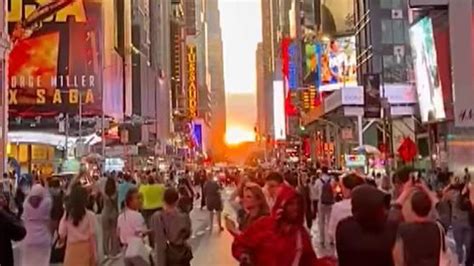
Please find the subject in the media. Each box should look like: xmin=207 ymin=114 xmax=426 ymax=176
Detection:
xmin=117 ymin=173 xmax=135 ymax=210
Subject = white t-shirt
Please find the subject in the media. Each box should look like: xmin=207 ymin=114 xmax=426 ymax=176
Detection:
xmin=117 ymin=208 xmax=147 ymax=245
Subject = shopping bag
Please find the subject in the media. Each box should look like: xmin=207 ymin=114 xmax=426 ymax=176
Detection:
xmin=124 ymin=237 xmax=151 ymax=266
xmin=437 ymin=223 xmax=458 ymax=266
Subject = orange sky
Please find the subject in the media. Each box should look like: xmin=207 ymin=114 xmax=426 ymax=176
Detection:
xmin=219 ymin=0 xmax=261 ymax=144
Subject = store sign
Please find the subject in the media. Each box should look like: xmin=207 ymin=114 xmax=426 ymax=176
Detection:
xmin=383 ymin=85 xmax=417 ymax=104
xmin=288 ymin=42 xmax=298 ymax=90
xmin=7 ymin=0 xmax=104 ymax=117
xmin=344 ymin=154 xmax=366 ymax=167
xmin=187 ymin=45 xmax=198 ymax=118
xmin=324 ymin=86 xmax=363 ymax=113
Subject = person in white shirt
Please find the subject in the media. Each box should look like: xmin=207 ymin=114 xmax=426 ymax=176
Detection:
xmin=117 ymin=187 xmax=147 ymax=246
xmin=328 ymin=173 xmax=365 ymax=244
xmin=263 ymin=172 xmax=284 ymax=210
xmin=313 ymin=166 xmax=334 ymax=246
xmin=309 ymin=175 xmax=319 ymax=220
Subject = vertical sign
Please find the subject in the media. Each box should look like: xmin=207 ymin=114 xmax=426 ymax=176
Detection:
xmin=187 ymin=44 xmax=197 ymax=118
xmin=288 ymin=42 xmax=298 ymax=90
xmin=363 ymin=73 xmax=381 ymax=118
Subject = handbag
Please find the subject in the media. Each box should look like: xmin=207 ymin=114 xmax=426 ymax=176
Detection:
xmin=436 ymin=222 xmax=458 ymax=266
xmin=50 ymin=231 xmax=66 ymax=263
xmin=160 ymin=213 xmax=193 ymax=264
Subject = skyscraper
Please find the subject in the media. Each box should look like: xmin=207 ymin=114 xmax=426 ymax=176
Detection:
xmin=204 ymin=0 xmax=226 ymax=160
xmin=256 ymin=42 xmax=266 ymax=136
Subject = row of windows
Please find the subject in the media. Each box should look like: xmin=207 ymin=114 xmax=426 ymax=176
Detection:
xmin=380 ymin=0 xmax=404 ymax=9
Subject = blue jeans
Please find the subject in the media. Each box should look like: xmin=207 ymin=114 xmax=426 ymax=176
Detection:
xmin=453 ymin=223 xmax=472 ymax=263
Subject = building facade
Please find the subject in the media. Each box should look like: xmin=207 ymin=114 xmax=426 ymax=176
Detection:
xmin=0 ymin=0 xmax=8 ymax=175
xmin=256 ymin=42 xmax=266 ymax=137
xmin=204 ymin=0 xmax=226 ymax=160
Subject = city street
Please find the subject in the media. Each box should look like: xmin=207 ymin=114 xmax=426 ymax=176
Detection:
xmin=13 ymin=190 xmax=237 ymax=266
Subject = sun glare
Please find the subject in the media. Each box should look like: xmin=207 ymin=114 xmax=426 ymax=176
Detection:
xmin=225 ymin=127 xmax=255 ymax=145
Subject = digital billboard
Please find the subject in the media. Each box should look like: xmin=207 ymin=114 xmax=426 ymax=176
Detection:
xmin=273 ymin=80 xmax=286 ymax=140
xmin=318 ymin=36 xmax=357 ymax=92
xmin=287 ymin=42 xmax=298 ymax=90
xmin=409 ymin=17 xmax=445 ymax=122
xmin=321 ymin=0 xmax=354 ymax=36
xmin=7 ymin=0 xmax=105 ymax=117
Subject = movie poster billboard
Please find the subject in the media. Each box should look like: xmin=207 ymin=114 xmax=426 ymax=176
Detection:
xmin=7 ymin=0 xmax=104 ymax=117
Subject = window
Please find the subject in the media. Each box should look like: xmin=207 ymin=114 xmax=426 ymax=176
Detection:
xmin=383 ymin=55 xmax=394 ymax=81
xmin=381 ymin=19 xmax=409 ymax=44
xmin=380 ymin=0 xmax=392 ymax=9
xmin=392 ymin=20 xmax=405 ymax=44
xmin=380 ymin=0 xmax=402 ymax=8
xmin=381 ymin=20 xmax=393 ymax=44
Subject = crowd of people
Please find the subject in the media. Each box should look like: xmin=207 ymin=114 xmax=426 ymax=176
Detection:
xmin=1 ymin=164 xmax=474 ymax=266
xmin=225 ymin=165 xmax=474 ymax=266
xmin=0 ymin=168 xmax=213 ymax=266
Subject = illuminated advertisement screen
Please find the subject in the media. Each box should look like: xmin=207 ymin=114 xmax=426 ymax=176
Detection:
xmin=7 ymin=0 xmax=106 ymax=117
xmin=409 ymin=17 xmax=445 ymax=122
xmin=288 ymin=42 xmax=298 ymax=90
xmin=192 ymin=122 xmax=203 ymax=151
xmin=273 ymin=80 xmax=286 ymax=140
xmin=318 ymin=36 xmax=357 ymax=92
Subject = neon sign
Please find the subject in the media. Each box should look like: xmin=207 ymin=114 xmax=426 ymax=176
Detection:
xmin=187 ymin=45 xmax=198 ymax=118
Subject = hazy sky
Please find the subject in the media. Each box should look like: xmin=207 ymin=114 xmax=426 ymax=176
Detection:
xmin=219 ymin=0 xmax=261 ymax=142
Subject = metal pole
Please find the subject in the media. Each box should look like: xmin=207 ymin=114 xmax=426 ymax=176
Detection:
xmin=65 ymin=113 xmax=69 ymax=159
xmin=357 ymin=115 xmax=363 ymax=147
xmin=79 ymin=91 xmax=82 ymax=142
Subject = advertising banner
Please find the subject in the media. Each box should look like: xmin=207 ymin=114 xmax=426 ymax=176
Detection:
xmin=287 ymin=42 xmax=298 ymax=91
xmin=321 ymin=0 xmax=354 ymax=36
xmin=409 ymin=17 xmax=446 ymax=123
xmin=187 ymin=44 xmax=198 ymax=118
xmin=318 ymin=36 xmax=357 ymax=92
xmin=7 ymin=0 xmax=105 ymax=118
xmin=363 ymin=73 xmax=381 ymax=118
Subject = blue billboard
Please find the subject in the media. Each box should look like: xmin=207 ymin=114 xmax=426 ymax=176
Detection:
xmin=288 ymin=42 xmax=298 ymax=90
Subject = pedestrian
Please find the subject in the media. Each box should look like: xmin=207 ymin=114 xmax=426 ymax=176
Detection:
xmin=199 ymin=169 xmax=207 ymax=209
xmin=299 ymin=175 xmax=314 ymax=229
xmin=263 ymin=172 xmax=284 ymax=209
xmin=229 ymin=176 xmax=250 ymax=229
xmin=226 ymin=182 xmax=269 ymax=233
xmin=314 ymin=166 xmax=335 ymax=246
xmin=117 ymin=187 xmax=148 ymax=255
xmin=140 ymin=176 xmax=165 ymax=226
xmin=102 ymin=177 xmax=120 ymax=260
xmin=49 ymin=178 xmax=65 ymax=231
xmin=392 ymin=190 xmax=442 ymax=266
xmin=177 ymin=178 xmax=194 ymax=214
xmin=0 ymin=193 xmax=26 ymax=266
xmin=309 ymin=175 xmax=319 ymax=221
xmin=118 ymin=173 xmax=135 ymax=210
xmin=231 ymin=185 xmax=320 ymax=266
xmin=465 ymin=168 xmax=471 ymax=184
xmin=151 ymin=187 xmax=193 ymax=266
xmin=203 ymin=173 xmax=223 ymax=231
xmin=20 ymin=184 xmax=53 ymax=266
xmin=59 ymin=185 xmax=97 ymax=266
xmin=444 ymin=176 xmax=472 ymax=264
xmin=328 ymin=173 xmax=365 ymax=243
xmin=336 ymin=185 xmax=398 ymax=266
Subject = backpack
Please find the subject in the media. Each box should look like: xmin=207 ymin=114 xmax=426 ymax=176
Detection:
xmin=320 ymin=178 xmax=334 ymax=205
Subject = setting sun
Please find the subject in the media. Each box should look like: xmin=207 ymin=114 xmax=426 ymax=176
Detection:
xmin=225 ymin=127 xmax=255 ymax=145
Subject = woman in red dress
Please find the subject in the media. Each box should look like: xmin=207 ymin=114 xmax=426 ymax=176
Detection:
xmin=231 ymin=184 xmax=325 ymax=266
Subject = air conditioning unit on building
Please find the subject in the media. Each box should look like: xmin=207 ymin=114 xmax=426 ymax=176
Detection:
xmin=392 ymin=9 xmax=403 ymax=19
